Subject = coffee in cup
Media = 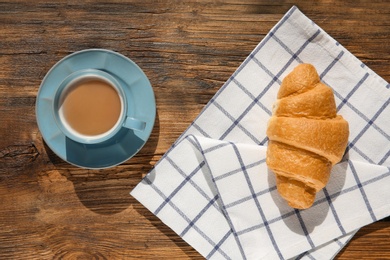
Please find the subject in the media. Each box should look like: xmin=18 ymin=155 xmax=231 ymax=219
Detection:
xmin=53 ymin=69 xmax=146 ymax=144
xmin=60 ymin=78 xmax=122 ymax=136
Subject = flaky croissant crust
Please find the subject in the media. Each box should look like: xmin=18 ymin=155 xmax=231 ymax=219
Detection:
xmin=266 ymin=64 xmax=349 ymax=209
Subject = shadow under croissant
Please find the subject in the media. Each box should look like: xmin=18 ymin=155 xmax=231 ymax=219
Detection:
xmin=267 ymin=157 xmax=348 ymax=235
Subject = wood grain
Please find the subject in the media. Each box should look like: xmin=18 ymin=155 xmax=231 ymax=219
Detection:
xmin=0 ymin=0 xmax=389 ymax=259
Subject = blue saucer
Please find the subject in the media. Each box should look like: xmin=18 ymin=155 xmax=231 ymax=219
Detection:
xmin=36 ymin=49 xmax=156 ymax=169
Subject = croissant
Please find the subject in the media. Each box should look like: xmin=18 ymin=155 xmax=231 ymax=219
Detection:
xmin=266 ymin=64 xmax=349 ymax=209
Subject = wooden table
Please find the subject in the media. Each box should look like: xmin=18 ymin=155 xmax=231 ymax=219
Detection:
xmin=1 ymin=1 xmax=389 ymax=259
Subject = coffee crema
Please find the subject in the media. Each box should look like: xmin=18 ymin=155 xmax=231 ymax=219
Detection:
xmin=60 ymin=79 xmax=122 ymax=136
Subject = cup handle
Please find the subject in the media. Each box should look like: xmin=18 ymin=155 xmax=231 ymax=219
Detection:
xmin=123 ymin=117 xmax=146 ymax=131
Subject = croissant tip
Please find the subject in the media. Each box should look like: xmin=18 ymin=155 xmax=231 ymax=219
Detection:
xmin=275 ymin=175 xmax=316 ymax=210
xmin=287 ymin=199 xmax=314 ymax=210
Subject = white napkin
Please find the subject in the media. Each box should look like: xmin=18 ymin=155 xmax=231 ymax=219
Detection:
xmin=131 ymin=6 xmax=390 ymax=259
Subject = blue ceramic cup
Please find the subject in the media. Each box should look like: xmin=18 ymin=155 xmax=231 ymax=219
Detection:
xmin=53 ymin=69 xmax=146 ymax=145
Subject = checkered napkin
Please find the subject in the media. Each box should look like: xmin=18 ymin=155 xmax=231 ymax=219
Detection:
xmin=131 ymin=6 xmax=390 ymax=260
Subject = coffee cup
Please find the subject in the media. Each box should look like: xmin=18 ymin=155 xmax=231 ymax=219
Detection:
xmin=53 ymin=69 xmax=146 ymax=144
